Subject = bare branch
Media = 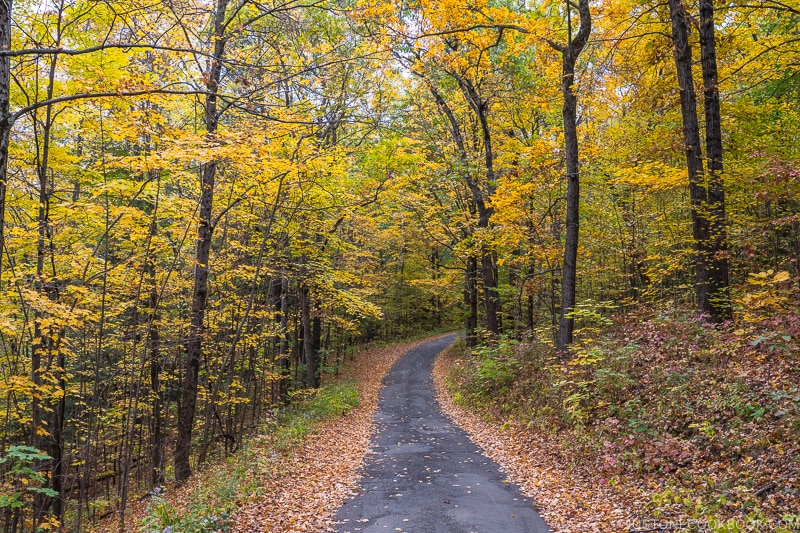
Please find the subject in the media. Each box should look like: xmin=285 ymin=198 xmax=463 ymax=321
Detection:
xmin=0 ymin=42 xmax=216 ymax=60
xmin=11 ymin=87 xmax=213 ymax=124
xmin=411 ymin=23 xmax=529 ymax=40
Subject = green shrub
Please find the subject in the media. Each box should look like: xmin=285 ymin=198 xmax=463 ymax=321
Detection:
xmin=0 ymin=446 xmax=59 ymax=515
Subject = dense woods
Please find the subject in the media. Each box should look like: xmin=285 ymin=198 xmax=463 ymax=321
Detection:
xmin=0 ymin=0 xmax=797 ymax=531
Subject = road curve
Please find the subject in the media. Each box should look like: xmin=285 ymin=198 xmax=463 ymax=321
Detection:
xmin=333 ymin=334 xmax=552 ymax=533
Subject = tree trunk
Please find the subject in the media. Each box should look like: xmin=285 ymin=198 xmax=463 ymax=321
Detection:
xmin=174 ymin=0 xmax=229 ymax=484
xmin=0 ymin=0 xmax=11 ymax=283
xmin=278 ymin=274 xmax=290 ymax=401
xmin=455 ymin=74 xmax=501 ymax=336
xmin=553 ymin=0 xmax=591 ymax=352
xmin=312 ymin=313 xmax=322 ymax=377
xmin=424 ymin=81 xmax=498 ymax=340
xmin=147 ymin=210 xmax=164 ymax=486
xmin=480 ymin=249 xmax=500 ymax=334
xmin=32 ymin=44 xmax=66 ymax=526
xmin=477 ymin=112 xmax=500 ymax=337
xmin=465 ymin=256 xmax=478 ymax=346
xmin=300 ymin=283 xmax=318 ymax=388
xmin=175 ymin=158 xmax=216 ymax=483
xmin=698 ymin=0 xmax=731 ymax=321
xmin=669 ymin=0 xmax=729 ymax=322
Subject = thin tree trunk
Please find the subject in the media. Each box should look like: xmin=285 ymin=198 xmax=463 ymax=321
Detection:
xmin=312 ymin=313 xmax=322 ymax=379
xmin=454 ymin=74 xmax=501 ymax=336
xmin=424 ymin=81 xmax=498 ymax=340
xmin=146 ymin=182 xmax=164 ymax=487
xmin=552 ymin=0 xmax=591 ymax=352
xmin=32 ymin=30 xmax=67 ymax=523
xmin=175 ymin=0 xmax=229 ymax=484
xmin=300 ymin=283 xmax=318 ymax=389
xmin=698 ymin=0 xmax=731 ymax=321
xmin=0 ymin=0 xmax=11 ymax=283
xmin=480 ymin=250 xmax=499 ymax=334
xmin=278 ymin=274 xmax=290 ymax=401
xmin=465 ymin=256 xmax=478 ymax=346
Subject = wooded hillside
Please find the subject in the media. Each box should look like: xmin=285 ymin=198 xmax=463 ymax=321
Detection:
xmin=0 ymin=0 xmax=797 ymax=531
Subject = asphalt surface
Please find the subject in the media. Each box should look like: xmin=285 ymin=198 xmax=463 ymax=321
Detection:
xmin=333 ymin=334 xmax=552 ymax=533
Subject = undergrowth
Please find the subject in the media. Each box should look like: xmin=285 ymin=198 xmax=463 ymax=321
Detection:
xmin=447 ymin=308 xmax=800 ymax=531
xmin=140 ymin=381 xmax=359 ymax=533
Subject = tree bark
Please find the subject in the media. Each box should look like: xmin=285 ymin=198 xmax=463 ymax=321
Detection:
xmin=425 ymin=80 xmax=500 ymax=338
xmin=669 ymin=0 xmax=730 ymax=322
xmin=278 ymin=273 xmax=290 ymax=401
xmin=146 ymin=193 xmax=164 ymax=487
xmin=465 ymin=256 xmax=478 ymax=346
xmin=300 ymin=282 xmax=318 ymax=388
xmin=698 ymin=0 xmax=732 ymax=321
xmin=174 ymin=0 xmax=229 ymax=485
xmin=553 ymin=0 xmax=591 ymax=352
xmin=32 ymin=36 xmax=66 ymax=525
xmin=0 ymin=0 xmax=11 ymax=283
xmin=454 ymin=74 xmax=501 ymax=336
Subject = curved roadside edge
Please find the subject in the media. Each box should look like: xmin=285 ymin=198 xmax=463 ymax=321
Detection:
xmin=230 ymin=332 xmax=457 ymax=533
xmin=432 ymin=344 xmax=637 ymax=533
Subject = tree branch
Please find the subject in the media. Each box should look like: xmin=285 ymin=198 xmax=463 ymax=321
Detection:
xmin=11 ymin=87 xmax=213 ymax=124
xmin=0 ymin=43 xmax=216 ymax=59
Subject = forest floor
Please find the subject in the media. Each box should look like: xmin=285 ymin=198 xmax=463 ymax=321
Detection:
xmin=110 ymin=332 xmax=455 ymax=533
xmin=438 ymin=308 xmax=800 ymax=533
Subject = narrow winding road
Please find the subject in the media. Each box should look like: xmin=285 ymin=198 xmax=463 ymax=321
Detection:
xmin=334 ymin=334 xmax=552 ymax=533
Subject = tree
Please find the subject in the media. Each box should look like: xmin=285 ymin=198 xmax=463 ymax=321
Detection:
xmin=174 ymin=0 xmax=230 ymax=486
xmin=0 ymin=0 xmax=10 ymax=282
xmin=668 ymin=0 xmax=731 ymax=323
xmin=548 ymin=0 xmax=591 ymax=352
xmin=698 ymin=0 xmax=731 ymax=320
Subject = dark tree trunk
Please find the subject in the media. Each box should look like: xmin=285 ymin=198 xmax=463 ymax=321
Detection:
xmin=175 ymin=0 xmax=229 ymax=485
xmin=480 ymin=249 xmax=499 ymax=334
xmin=527 ymin=293 xmax=534 ymax=331
xmin=455 ymin=75 xmax=501 ymax=336
xmin=424 ymin=81 xmax=499 ymax=339
xmin=669 ymin=0 xmax=730 ymax=322
xmin=552 ymin=0 xmax=591 ymax=352
xmin=312 ymin=314 xmax=322 ymax=377
xmin=278 ymin=275 xmax=290 ymax=401
xmin=430 ymin=249 xmax=441 ymax=326
xmin=32 ymin=45 xmax=66 ymax=526
xmin=300 ymin=283 xmax=318 ymax=388
xmin=698 ymin=0 xmax=732 ymax=321
xmin=147 ymin=210 xmax=164 ymax=486
xmin=175 ymin=159 xmax=217 ymax=484
xmin=148 ymin=306 xmax=164 ymax=486
xmin=465 ymin=256 xmax=478 ymax=346
xmin=51 ymin=352 xmax=65 ymax=522
xmin=0 ymin=0 xmax=11 ymax=283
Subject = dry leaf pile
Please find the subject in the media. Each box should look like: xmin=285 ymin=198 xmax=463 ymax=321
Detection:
xmin=432 ymin=346 xmax=638 ymax=533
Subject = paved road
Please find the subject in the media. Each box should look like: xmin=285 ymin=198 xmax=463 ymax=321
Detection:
xmin=333 ymin=334 xmax=552 ymax=533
